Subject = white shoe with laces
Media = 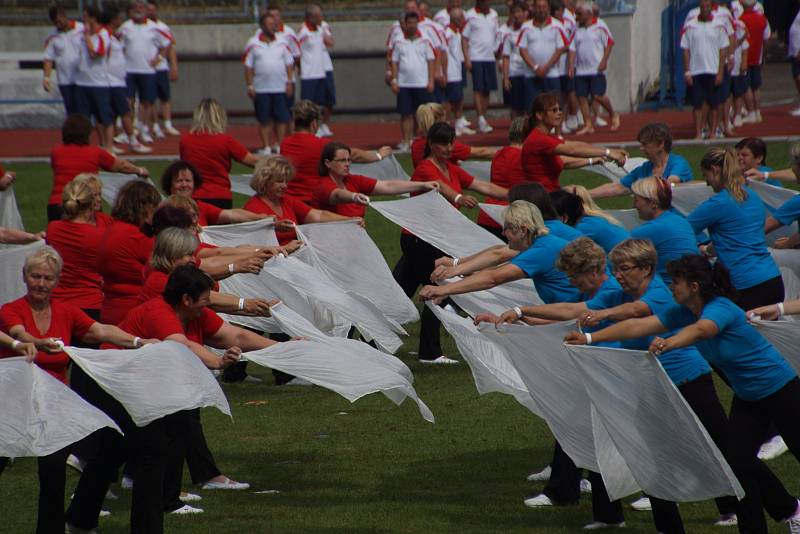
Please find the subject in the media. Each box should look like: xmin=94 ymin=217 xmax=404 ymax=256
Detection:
xmin=526 ymin=465 xmax=551 ymax=481
xmin=283 ymin=377 xmax=313 ymax=386
xmin=580 ymin=478 xmax=592 ymax=493
xmin=524 ymin=493 xmax=554 ymax=507
xmin=139 ymin=131 xmax=154 ymax=144
xmin=180 ymin=492 xmax=202 ymax=502
xmin=733 ymin=114 xmax=743 ymax=127
xmin=256 ymin=146 xmax=272 ymax=156
xmin=121 ymin=476 xmax=133 ymax=489
xmin=111 ymin=145 xmax=125 ymax=155
xmin=130 ymin=143 xmax=152 ymax=154
xmin=456 ymin=125 xmax=476 ymax=136
xmin=420 ymin=355 xmax=459 ymax=365
xmin=714 ymin=513 xmax=737 ymax=527
xmin=170 ymin=504 xmax=204 ymax=515
xmin=395 ymin=141 xmax=410 ymax=152
xmin=153 ymin=123 xmax=165 ymax=139
xmin=566 ymin=115 xmax=580 ymax=130
xmin=202 ymin=477 xmax=250 ymax=490
xmin=584 ymin=521 xmax=625 ymax=530
xmin=594 ymin=116 xmax=608 ymax=128
xmin=113 ymin=132 xmax=129 ymax=144
xmin=630 ymin=496 xmax=652 ymax=511
xmin=66 ymin=454 xmax=85 ymax=473
xmin=163 ymin=122 xmax=180 ymax=136
xmin=477 ymin=116 xmax=493 ymax=133
xmin=758 ymin=435 xmax=789 ymax=460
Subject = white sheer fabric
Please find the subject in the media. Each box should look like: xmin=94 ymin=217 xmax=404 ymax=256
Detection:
xmin=459 ymin=160 xmax=490 ymax=182
xmin=477 ymin=203 xmax=505 ymax=226
xmin=64 ymin=341 xmax=231 ymax=427
xmin=200 ymin=218 xmax=279 ymax=247
xmin=0 ymin=358 xmax=120 ymax=457
xmin=770 ymin=248 xmax=800 ymax=303
xmin=98 ymin=172 xmax=156 ymax=205
xmin=0 ymin=186 xmax=24 ymax=231
xmin=751 ymin=319 xmax=800 ymax=374
xmin=585 ymin=157 xmax=648 ymax=184
xmin=0 ymin=241 xmax=44 ymax=304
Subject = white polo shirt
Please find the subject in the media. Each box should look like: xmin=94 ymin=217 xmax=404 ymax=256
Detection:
xmin=680 ymin=17 xmax=728 ymax=76
xmin=321 ymin=21 xmax=333 ymax=72
xmin=789 ymin=10 xmax=800 ymax=58
xmin=107 ymin=33 xmax=127 ymax=88
xmin=118 ymin=19 xmax=170 ymax=74
xmin=386 ymin=21 xmax=403 ymax=52
xmin=43 ymin=20 xmax=84 ymax=85
xmin=249 ymin=25 xmax=301 ymax=59
xmin=297 ymin=22 xmax=327 ymax=80
xmin=462 ymin=7 xmax=499 ymax=61
xmin=519 ymin=18 xmax=569 ymax=78
xmin=244 ymin=37 xmax=294 ymax=93
xmin=444 ymin=26 xmax=465 ymax=82
xmin=561 ymin=9 xmax=577 ymax=39
xmin=391 ymin=33 xmax=435 ymax=88
xmin=574 ymin=18 xmax=614 ymax=76
xmin=502 ymin=25 xmax=531 ymax=78
xmin=74 ymin=27 xmax=110 ymax=88
xmin=435 ymin=9 xmax=451 ymax=27
xmin=150 ymin=19 xmax=175 ymax=72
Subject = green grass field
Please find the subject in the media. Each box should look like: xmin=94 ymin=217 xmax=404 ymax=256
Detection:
xmin=1 ymin=145 xmax=798 ymax=533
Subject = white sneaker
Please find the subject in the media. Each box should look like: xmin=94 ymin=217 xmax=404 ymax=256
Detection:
xmin=742 ymin=111 xmax=757 ymax=124
xmin=66 ymin=454 xmax=85 ymax=473
xmin=105 ymin=489 xmax=118 ymax=500
xmin=163 ymin=123 xmax=180 ymax=136
xmin=733 ymin=114 xmax=743 ymax=127
xmin=714 ymin=513 xmax=737 ymax=527
xmin=791 ymin=106 xmax=800 ymax=117
xmin=566 ymin=115 xmax=580 ymax=130
xmin=202 ymin=477 xmax=250 ymax=490
xmin=758 ymin=435 xmax=789 ymax=460
xmin=630 ymin=496 xmax=652 ymax=511
xmin=139 ymin=131 xmax=154 ymax=144
xmin=180 ymin=492 xmax=202 ymax=502
xmin=111 ymin=145 xmax=125 ymax=155
xmin=714 ymin=127 xmax=725 ymax=139
xmin=477 ymin=116 xmax=493 ymax=133
xmin=420 ymin=355 xmax=459 ymax=365
xmin=580 ymin=478 xmax=592 ymax=493
xmin=595 ymin=116 xmax=608 ymax=128
xmin=524 ymin=493 xmax=554 ymax=507
xmin=170 ymin=504 xmax=204 ymax=515
xmin=561 ymin=123 xmax=573 ymax=134
xmin=526 ymin=465 xmax=552 ymax=481
xmin=316 ymin=123 xmax=333 ymax=137
xmin=113 ymin=132 xmax=129 ymax=144
xmin=322 ymin=123 xmax=333 ymax=136
xmin=129 ymin=143 xmax=152 ymax=154
xmin=153 ymin=123 xmax=165 ymax=139
xmin=395 ymin=141 xmax=410 ymax=152
xmin=283 ymin=377 xmax=313 ymax=386
xmin=456 ymin=125 xmax=477 ymax=136
xmin=121 ymin=476 xmax=133 ymax=489
xmin=584 ymin=521 xmax=626 ymax=530
xmin=99 ymin=509 xmax=111 ymax=517
xmin=256 ymin=146 xmax=272 ymax=156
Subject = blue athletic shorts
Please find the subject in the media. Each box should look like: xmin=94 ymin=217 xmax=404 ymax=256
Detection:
xmin=560 ymin=74 xmax=574 ymax=93
xmin=508 ymin=76 xmax=530 ymax=112
xmin=397 ymin=87 xmax=433 ymax=116
xmin=471 ymin=60 xmax=498 ymax=92
xmin=155 ymin=70 xmax=171 ymax=101
xmin=59 ymin=84 xmax=78 ymax=115
xmin=109 ymin=86 xmax=130 ymax=118
xmin=574 ymin=74 xmax=606 ymax=98
xmin=747 ymin=65 xmax=762 ymax=90
xmin=731 ymin=74 xmax=748 ymax=97
xmin=689 ymin=73 xmax=717 ymax=109
xmin=254 ymin=92 xmax=291 ymax=124
xmin=444 ymin=81 xmax=463 ymax=103
xmin=301 ymin=78 xmax=328 ymax=107
xmin=324 ymin=71 xmax=336 ymax=107
xmin=75 ymin=85 xmax=113 ymax=126
xmin=126 ymin=72 xmax=157 ymax=103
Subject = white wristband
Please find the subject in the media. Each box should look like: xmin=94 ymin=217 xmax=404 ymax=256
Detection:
xmin=453 ymin=257 xmax=459 ymax=266
xmin=604 ymin=148 xmax=611 ymax=157
xmin=587 ymin=157 xmax=593 ymax=166
xmin=764 ymin=171 xmax=770 ymax=180
xmin=585 ymin=332 xmax=593 ymax=345
xmin=11 ymin=340 xmax=20 ymax=349
xmin=133 ymin=337 xmax=141 ymax=348
xmin=513 ymin=306 xmax=523 ymax=319
xmin=228 ymin=263 xmax=235 ymax=274
xmin=454 ymin=194 xmax=463 ymax=204
xmin=375 ymin=151 xmax=382 ymax=161
xmin=239 ymin=298 xmax=245 ymax=311
xmin=778 ymin=302 xmax=785 ymax=317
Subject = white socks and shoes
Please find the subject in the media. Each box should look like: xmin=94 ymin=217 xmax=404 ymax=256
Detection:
xmin=201 ymin=477 xmax=250 ymax=490
xmin=477 ymin=116 xmax=493 ymax=133
xmin=524 ymin=493 xmax=554 ymax=507
xmin=152 ymin=123 xmax=165 ymax=139
xmin=163 ymin=120 xmax=180 ymax=136
xmin=526 ymin=465 xmax=551 ymax=482
xmin=180 ymin=492 xmax=202 ymax=502
xmin=170 ymin=504 xmax=203 ymax=515
xmin=420 ymin=356 xmax=459 ymax=365
xmin=580 ymin=478 xmax=592 ymax=494
xmin=630 ymin=496 xmax=652 ymax=511
xmin=758 ymin=435 xmax=789 ymax=460
xmin=257 ymin=146 xmax=273 ymax=156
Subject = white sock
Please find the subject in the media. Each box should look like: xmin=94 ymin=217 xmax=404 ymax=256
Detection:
xmin=164 ymin=120 xmax=173 ymax=128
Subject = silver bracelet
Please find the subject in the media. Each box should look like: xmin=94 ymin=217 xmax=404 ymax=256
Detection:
xmin=375 ymin=151 xmax=382 ymax=161
xmin=454 ymin=194 xmax=463 ymax=204
xmin=513 ymin=306 xmax=523 ymax=319
xmin=239 ymin=298 xmax=245 ymax=311
xmin=585 ymin=332 xmax=593 ymax=345
xmin=228 ymin=263 xmax=235 ymax=274
xmin=453 ymin=257 xmax=459 ymax=266
xmin=778 ymin=302 xmax=785 ymax=317
xmin=133 ymin=336 xmax=141 ymax=348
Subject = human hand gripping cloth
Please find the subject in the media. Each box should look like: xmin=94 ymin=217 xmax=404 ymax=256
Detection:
xmin=0 ymin=358 xmax=120 ymax=458
xmin=294 ymin=220 xmax=419 ymax=325
xmin=99 ymin=172 xmax=161 ymax=205
xmin=479 ymin=321 xmax=639 ymax=499
xmin=242 ymin=302 xmax=434 ymax=422
xmin=584 ymin=157 xmax=648 ymax=184
xmin=750 ymin=319 xmax=800 ymax=374
xmin=0 ymin=240 xmax=45 ymax=304
xmin=564 ymin=344 xmax=744 ymax=502
xmin=0 ymin=186 xmax=25 ymax=233
xmin=64 ymin=341 xmax=231 ymax=427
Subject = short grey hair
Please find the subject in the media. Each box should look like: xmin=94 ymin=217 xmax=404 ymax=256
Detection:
xmin=23 ymin=245 xmax=63 ymax=277
xmin=150 ymin=227 xmax=199 ymax=273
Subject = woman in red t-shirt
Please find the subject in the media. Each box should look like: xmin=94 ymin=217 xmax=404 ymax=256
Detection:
xmin=410 ymin=103 xmax=496 ymax=168
xmin=280 ymin=100 xmax=391 ymax=202
xmin=521 ymin=93 xmax=627 ymax=192
xmin=313 ymin=141 xmax=439 ymax=217
xmin=96 ymin=180 xmax=162 ymax=324
xmin=179 ymin=99 xmax=260 ymax=209
xmin=244 ymin=155 xmax=353 ymax=246
xmin=49 ymin=114 xmax=147 ymax=222
xmin=394 ymin=122 xmax=508 ymax=364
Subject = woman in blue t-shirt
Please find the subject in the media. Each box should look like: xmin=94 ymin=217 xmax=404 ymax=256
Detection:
xmin=550 ymin=189 xmax=629 ymax=254
xmin=567 ymin=255 xmax=800 ymax=534
xmin=689 ymin=147 xmax=783 ymax=310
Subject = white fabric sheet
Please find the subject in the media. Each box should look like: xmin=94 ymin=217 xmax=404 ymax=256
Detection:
xmin=65 ymin=341 xmax=231 ymax=427
xmin=0 ymin=241 xmax=44 ymax=304
xmin=750 ymin=180 xmax=799 ymax=245
xmin=770 ymin=248 xmax=800 ymax=303
xmin=200 ymin=218 xmax=279 ymax=247
xmin=669 ymin=182 xmax=714 ymax=216
xmin=477 ymin=203 xmax=505 ymax=226
xmin=98 ymin=172 xmax=158 ymax=205
xmin=295 ymin=221 xmax=419 ymax=325
xmin=607 ymin=208 xmax=642 ymax=231
xmin=0 ymin=358 xmax=120 ymax=457
xmin=751 ymin=319 xmax=800 ymax=375
xmin=583 ymin=157 xmax=648 ymax=184
xmin=566 ymin=345 xmax=744 ymax=501
xmin=0 ymin=186 xmax=24 ymax=231
xmin=459 ymin=160 xmax=491 ymax=182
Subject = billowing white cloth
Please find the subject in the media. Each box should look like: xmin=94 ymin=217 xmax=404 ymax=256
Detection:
xmin=229 ymin=175 xmax=257 ymax=197
xmin=0 ymin=186 xmax=24 ymax=231
xmin=459 ymin=160 xmax=491 ymax=182
xmin=294 ymin=220 xmax=419 ymax=325
xmin=670 ymin=182 xmax=714 ymax=216
xmin=98 ymin=172 xmax=158 ymax=205
xmin=242 ymin=303 xmax=434 ymax=422
xmin=0 ymin=358 xmax=120 ymax=457
xmin=65 ymin=341 xmax=231 ymax=427
xmin=607 ymin=208 xmax=642 ymax=231
xmin=0 ymin=241 xmax=44 ymax=304
xmin=428 ymin=304 xmax=540 ymax=414
xmin=751 ymin=319 xmax=800 ymax=375
xmin=565 ymin=345 xmax=744 ymax=501
xmin=477 ymin=202 xmax=505 ymax=226
xmin=750 ymin=180 xmax=799 ymax=244
xmin=200 ymin=218 xmax=279 ymax=247
xmin=584 ymin=157 xmax=648 ymax=184
xmin=770 ymin=248 xmax=800 ymax=302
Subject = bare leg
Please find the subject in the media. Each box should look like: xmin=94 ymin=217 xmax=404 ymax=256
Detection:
xmin=693 ymin=107 xmax=704 ymax=138
xmin=160 ymin=100 xmax=172 ymax=124
xmin=575 ymin=96 xmax=594 ymax=135
xmin=139 ymin=102 xmax=154 ymax=139
xmin=323 ymin=106 xmax=332 ymax=129
xmin=474 ymin=91 xmax=486 ymax=119
xmin=257 ymin=123 xmax=270 ymax=150
xmin=594 ymin=95 xmax=619 ymax=130
xmin=275 ymin=122 xmax=287 ymax=145
xmin=708 ymin=105 xmax=720 ymax=136
xmin=100 ymin=124 xmax=114 ymax=151
xmin=401 ymin=114 xmax=414 ymax=145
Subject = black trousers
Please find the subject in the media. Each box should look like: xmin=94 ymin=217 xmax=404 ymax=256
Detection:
xmin=392 ymin=233 xmax=445 ymax=360
xmin=199 ymin=198 xmax=233 ymax=209
xmin=734 ymin=275 xmax=785 ymax=311
xmin=182 ymin=408 xmax=222 ymax=485
xmin=727 ymin=377 xmax=800 ymax=534
xmin=542 ymin=441 xmax=581 ymax=504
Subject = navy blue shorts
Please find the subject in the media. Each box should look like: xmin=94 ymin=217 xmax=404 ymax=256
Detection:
xmin=155 ymin=70 xmax=171 ymax=101
xmin=324 ymin=71 xmax=336 ymax=107
xmin=110 ymin=86 xmax=130 ymax=118
xmin=433 ymin=84 xmax=444 ymax=104
xmin=397 ymin=87 xmax=433 ymax=116
xmin=59 ymin=84 xmax=78 ymax=115
xmin=747 ymin=65 xmax=762 ymax=90
xmin=126 ymin=72 xmax=157 ymax=103
xmin=301 ymin=78 xmax=328 ymax=107
xmin=714 ymin=70 xmax=731 ymax=102
xmin=690 ymin=73 xmax=717 ymax=109
xmin=75 ymin=85 xmax=113 ymax=126
xmin=731 ymin=74 xmax=749 ymax=97
xmin=793 ymin=60 xmax=800 ymax=79
xmin=461 ymin=64 xmax=468 ymax=87
xmin=444 ymin=81 xmax=463 ymax=103
xmin=534 ymin=76 xmax=562 ymax=95
xmin=508 ymin=76 xmax=530 ymax=112
xmin=560 ymin=75 xmax=574 ymax=93
xmin=254 ymin=92 xmax=291 ymax=124
xmin=575 ymin=74 xmax=606 ymax=97
xmin=471 ymin=61 xmax=497 ymax=92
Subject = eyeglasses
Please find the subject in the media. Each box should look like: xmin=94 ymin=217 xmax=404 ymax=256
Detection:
xmin=614 ymin=264 xmax=640 ymax=274
xmin=332 ymin=158 xmax=352 ymax=163
xmin=547 ymin=106 xmax=562 ymax=113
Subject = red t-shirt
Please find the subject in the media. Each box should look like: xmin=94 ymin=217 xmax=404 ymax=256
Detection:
xmin=116 ymin=296 xmax=223 ymax=345
xmin=179 ymin=132 xmax=249 ymax=201
xmin=521 ymin=129 xmax=565 ymax=192
xmin=740 ymin=9 xmax=769 ymax=67
xmin=0 ymin=298 xmax=94 ymax=383
xmin=95 ymin=211 xmax=113 ymax=227
xmin=404 ymin=159 xmax=475 ymax=235
xmin=411 ymin=136 xmax=472 ymax=168
xmin=138 ymin=270 xmax=168 ymax=304
xmin=311 ymin=174 xmax=377 ymax=218
xmin=197 ymin=200 xmax=223 ymax=226
xmin=49 ymin=144 xmax=116 ymax=205
xmin=46 ymin=219 xmax=107 ymax=310
xmin=96 ymin=220 xmax=155 ymax=324
xmin=477 ymin=146 xmax=527 ymax=228
xmin=243 ymin=194 xmax=311 ymax=245
xmin=279 ymin=132 xmax=327 ymax=202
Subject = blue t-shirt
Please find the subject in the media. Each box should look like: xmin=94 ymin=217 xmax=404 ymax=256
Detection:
xmin=687 ymin=186 xmax=780 ymax=290
xmin=545 ymin=219 xmax=583 ymax=241
xmin=631 ymin=211 xmax=698 ymax=285
xmin=620 ymin=154 xmax=694 ymax=189
xmin=586 ymin=276 xmax=710 ymax=385
xmin=575 ymin=216 xmax=630 ymax=253
xmin=580 ymin=276 xmax=622 ymax=347
xmin=657 ymin=297 xmax=796 ymax=401
xmin=510 ymin=234 xmax=581 ymax=304
xmin=772 ymin=195 xmax=800 ymax=226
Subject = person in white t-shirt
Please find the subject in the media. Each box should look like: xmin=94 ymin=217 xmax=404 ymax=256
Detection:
xmin=298 ymin=5 xmax=334 ymax=137
xmin=43 ymin=5 xmax=84 ymax=116
xmin=147 ymin=2 xmax=180 ymax=138
xmin=444 ymin=8 xmax=473 ymax=133
xmin=244 ymin=12 xmax=295 ymax=155
xmin=435 ymin=0 xmax=462 ymax=27
xmin=462 ymin=0 xmax=500 ymax=133
xmin=551 ymin=0 xmax=581 ymax=132
xmin=681 ymin=0 xmax=728 ymax=139
xmin=520 ymin=0 xmax=569 ymax=103
xmin=74 ymin=6 xmax=114 ymax=151
xmin=502 ymin=2 xmax=532 ymax=118
xmin=391 ymin=11 xmax=435 ymax=148
xmin=730 ymin=17 xmax=751 ymax=126
xmin=790 ymin=9 xmax=800 ymax=116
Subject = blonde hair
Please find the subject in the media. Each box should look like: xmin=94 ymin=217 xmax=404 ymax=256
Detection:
xmin=250 ymin=156 xmax=295 ymax=195
xmin=790 ymin=143 xmax=800 ymax=167
xmin=571 ymin=184 xmax=624 ymax=227
xmin=503 ymin=200 xmax=549 ymax=238
xmin=416 ymin=103 xmax=446 ymax=135
xmin=61 ymin=174 xmax=97 ymax=219
xmin=150 ymin=227 xmax=199 ymax=272
xmin=630 ymin=176 xmax=672 ymax=210
xmin=609 ymin=238 xmax=657 ymax=275
xmin=163 ymin=194 xmax=200 ymax=219
xmin=23 ymin=245 xmax=63 ymax=277
xmin=556 ymin=237 xmax=606 ymax=276
xmin=700 ymin=147 xmax=747 ymax=202
xmin=190 ymin=98 xmax=227 ymax=134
